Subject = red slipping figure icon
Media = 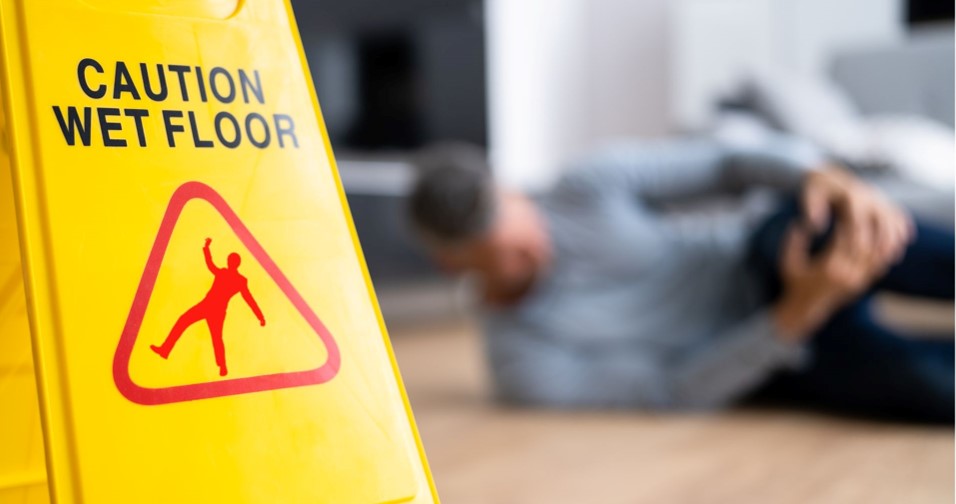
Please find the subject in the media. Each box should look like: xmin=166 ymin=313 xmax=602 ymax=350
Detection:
xmin=150 ymin=238 xmax=266 ymax=377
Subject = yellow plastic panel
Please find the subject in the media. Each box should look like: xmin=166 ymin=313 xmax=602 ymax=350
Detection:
xmin=0 ymin=369 xmax=48 ymax=502
xmin=79 ymin=0 xmax=240 ymax=19
xmin=0 ymin=0 xmax=438 ymax=502
xmin=0 ymin=485 xmax=49 ymax=504
xmin=0 ymin=95 xmax=49 ymax=504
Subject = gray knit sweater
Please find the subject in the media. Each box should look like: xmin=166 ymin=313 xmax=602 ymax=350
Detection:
xmin=482 ymin=136 xmax=824 ymax=409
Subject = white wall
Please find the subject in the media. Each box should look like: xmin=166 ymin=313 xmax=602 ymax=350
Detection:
xmin=485 ymin=0 xmax=592 ymax=191
xmin=486 ymin=0 xmax=672 ymax=191
xmin=587 ymin=0 xmax=671 ymax=142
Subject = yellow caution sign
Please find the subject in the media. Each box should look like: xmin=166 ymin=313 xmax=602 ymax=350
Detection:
xmin=0 ymin=1 xmax=438 ymax=502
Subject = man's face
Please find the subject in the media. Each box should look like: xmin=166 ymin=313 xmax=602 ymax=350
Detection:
xmin=431 ymin=192 xmax=551 ymax=305
xmin=436 ymin=235 xmax=531 ymax=285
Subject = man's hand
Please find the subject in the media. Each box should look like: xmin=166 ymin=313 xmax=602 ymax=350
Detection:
xmin=773 ymin=168 xmax=914 ymax=340
xmin=801 ymin=167 xmax=914 ymax=266
xmin=773 ymin=222 xmax=892 ymax=340
xmin=259 ymin=316 xmax=266 ymax=327
xmin=204 ymin=237 xmax=212 ymax=248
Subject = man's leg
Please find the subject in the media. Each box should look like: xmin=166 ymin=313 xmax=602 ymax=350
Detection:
xmin=756 ymin=300 xmax=954 ymax=423
xmin=207 ymin=313 xmax=228 ymax=376
xmin=747 ymin=199 xmax=954 ymax=423
xmin=151 ymin=304 xmax=205 ymax=358
xmin=750 ymin=198 xmax=955 ymax=301
xmin=873 ymin=220 xmax=954 ymax=299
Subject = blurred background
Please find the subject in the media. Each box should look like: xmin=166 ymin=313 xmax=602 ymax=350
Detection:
xmin=292 ymin=0 xmax=954 ymax=317
xmin=290 ymin=1 xmax=954 ymax=502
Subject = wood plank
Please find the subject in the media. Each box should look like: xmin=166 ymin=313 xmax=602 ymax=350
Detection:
xmin=391 ymin=318 xmax=955 ymax=504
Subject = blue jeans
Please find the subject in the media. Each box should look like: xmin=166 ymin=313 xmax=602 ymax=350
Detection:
xmin=747 ymin=200 xmax=954 ymax=424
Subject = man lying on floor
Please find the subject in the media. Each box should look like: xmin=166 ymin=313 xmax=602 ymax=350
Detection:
xmin=408 ymin=137 xmax=954 ymax=424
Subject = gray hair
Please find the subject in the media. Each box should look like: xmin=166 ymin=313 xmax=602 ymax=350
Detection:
xmin=408 ymin=144 xmax=495 ymax=246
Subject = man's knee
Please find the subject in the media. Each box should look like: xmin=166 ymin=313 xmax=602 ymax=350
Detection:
xmin=747 ymin=196 xmax=802 ymax=283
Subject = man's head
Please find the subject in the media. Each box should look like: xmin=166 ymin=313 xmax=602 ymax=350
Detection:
xmin=409 ymin=148 xmax=551 ymax=306
xmin=227 ymin=252 xmax=241 ymax=270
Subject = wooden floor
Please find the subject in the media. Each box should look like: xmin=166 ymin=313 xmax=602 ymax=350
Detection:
xmin=390 ymin=318 xmax=954 ymax=504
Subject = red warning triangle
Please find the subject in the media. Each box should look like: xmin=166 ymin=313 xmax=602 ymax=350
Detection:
xmin=113 ymin=181 xmax=340 ymax=405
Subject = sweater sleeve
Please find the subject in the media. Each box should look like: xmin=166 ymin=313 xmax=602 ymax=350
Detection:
xmin=558 ymin=135 xmax=824 ymax=205
xmin=482 ymin=309 xmax=807 ymax=411
xmin=659 ymin=310 xmax=807 ymax=409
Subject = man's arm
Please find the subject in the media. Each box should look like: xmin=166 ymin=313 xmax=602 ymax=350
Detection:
xmin=557 ymin=134 xmax=824 ymax=205
xmin=663 ymin=179 xmax=913 ymax=409
xmin=481 ymin=310 xmax=802 ymax=410
xmin=659 ymin=310 xmax=805 ymax=409
xmin=241 ymin=283 xmax=265 ymax=326
xmin=203 ymin=238 xmax=217 ymax=272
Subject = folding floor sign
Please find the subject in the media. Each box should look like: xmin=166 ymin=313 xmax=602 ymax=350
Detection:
xmin=0 ymin=1 xmax=438 ymax=502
